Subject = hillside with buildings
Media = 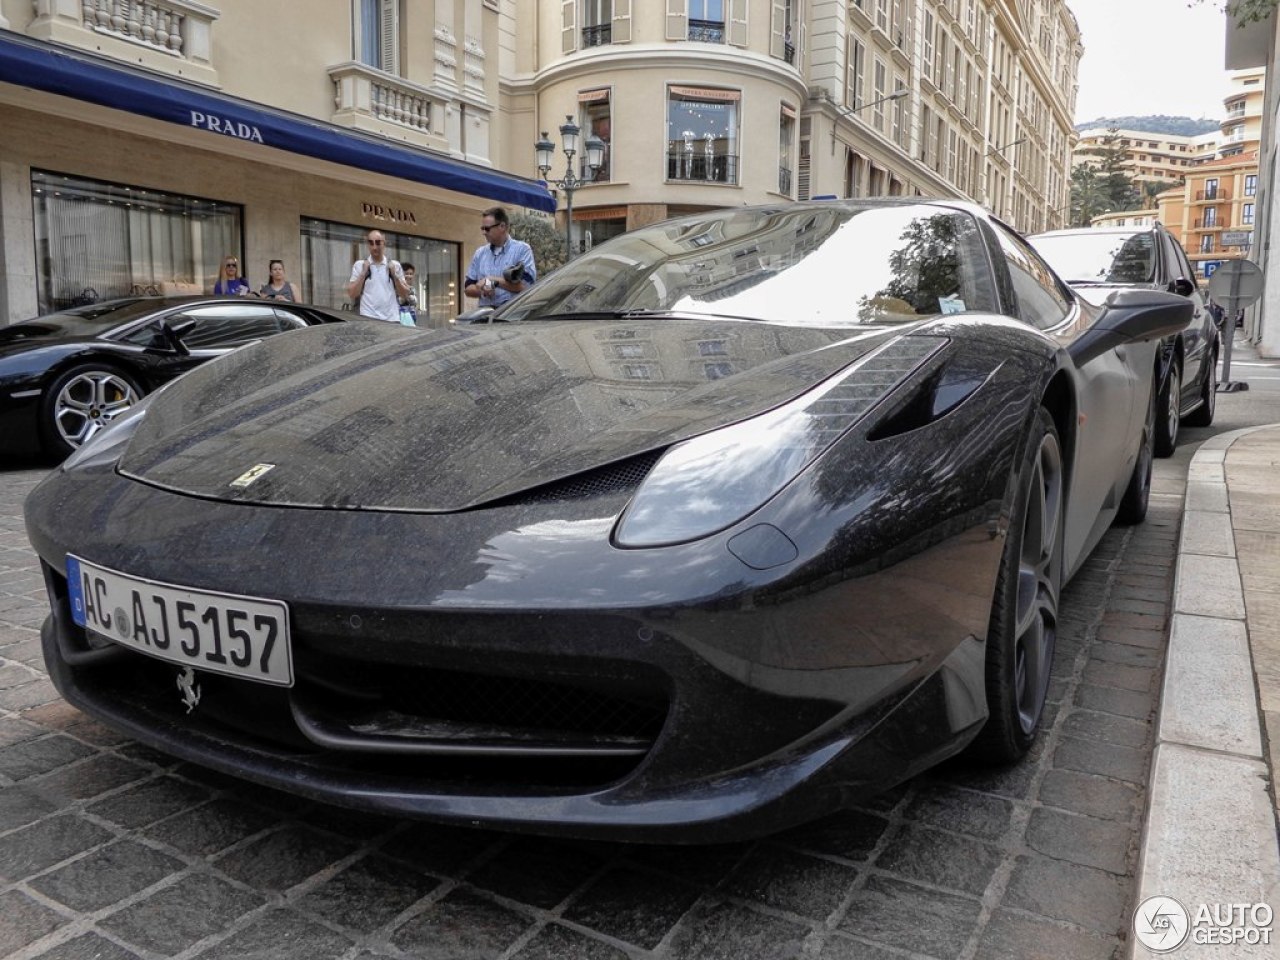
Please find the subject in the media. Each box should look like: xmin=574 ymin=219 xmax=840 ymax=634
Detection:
xmin=1076 ymin=116 xmax=1221 ymax=136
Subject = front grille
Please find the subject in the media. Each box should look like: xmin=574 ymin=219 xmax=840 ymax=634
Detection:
xmin=46 ymin=562 xmax=669 ymax=788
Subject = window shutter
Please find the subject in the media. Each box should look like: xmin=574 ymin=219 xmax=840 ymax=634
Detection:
xmin=379 ymin=0 xmax=398 ymax=74
xmin=728 ymin=0 xmax=747 ymax=47
xmin=667 ymin=0 xmax=687 ymax=40
xmin=562 ymin=0 xmax=577 ymax=54
xmin=769 ymin=1 xmax=785 ymax=59
xmin=613 ymin=0 xmax=632 ymax=43
xmin=798 ymin=138 xmax=811 ymax=201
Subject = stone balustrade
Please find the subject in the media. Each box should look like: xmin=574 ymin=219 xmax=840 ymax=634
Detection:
xmin=329 ymin=62 xmax=450 ymax=150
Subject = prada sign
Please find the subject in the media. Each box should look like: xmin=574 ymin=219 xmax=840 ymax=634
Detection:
xmin=361 ymin=202 xmax=418 ymax=225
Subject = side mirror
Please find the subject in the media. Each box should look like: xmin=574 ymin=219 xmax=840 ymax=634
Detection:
xmin=157 ymin=318 xmax=195 ymax=355
xmin=1068 ymin=289 xmax=1192 ymax=366
xmin=1168 ymin=277 xmax=1196 ymax=297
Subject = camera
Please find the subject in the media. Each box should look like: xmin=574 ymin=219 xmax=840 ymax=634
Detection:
xmin=502 ymin=264 xmax=524 ymax=284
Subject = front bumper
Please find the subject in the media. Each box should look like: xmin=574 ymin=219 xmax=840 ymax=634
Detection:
xmin=27 ymin=415 xmax=1013 ymax=840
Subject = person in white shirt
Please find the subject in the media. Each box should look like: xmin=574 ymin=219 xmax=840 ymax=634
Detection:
xmin=346 ymin=229 xmax=411 ymax=322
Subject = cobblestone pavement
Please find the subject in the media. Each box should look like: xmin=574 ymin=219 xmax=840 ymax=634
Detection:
xmin=0 ymin=462 xmax=1183 ymax=960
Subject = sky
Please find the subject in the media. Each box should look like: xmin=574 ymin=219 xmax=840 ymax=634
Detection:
xmin=1068 ymin=0 xmax=1235 ymax=123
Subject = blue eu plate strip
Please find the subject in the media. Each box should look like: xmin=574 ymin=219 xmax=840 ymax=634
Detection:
xmin=66 ymin=555 xmax=86 ymax=627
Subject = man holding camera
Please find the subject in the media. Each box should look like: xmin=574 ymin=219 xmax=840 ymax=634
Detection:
xmin=464 ymin=206 xmax=536 ymax=309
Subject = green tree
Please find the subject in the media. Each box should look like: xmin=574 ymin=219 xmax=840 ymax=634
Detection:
xmin=509 ymin=211 xmax=567 ymax=276
xmin=1070 ymin=166 xmax=1111 ymax=226
xmin=1192 ymin=0 xmax=1277 ymax=23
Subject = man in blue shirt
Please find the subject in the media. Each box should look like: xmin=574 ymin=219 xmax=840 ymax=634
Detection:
xmin=464 ymin=207 xmax=536 ymax=308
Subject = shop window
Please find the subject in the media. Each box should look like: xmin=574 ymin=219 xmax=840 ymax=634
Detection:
xmin=31 ymin=170 xmax=242 ymax=314
xmin=300 ymin=218 xmax=459 ymax=328
xmin=667 ymin=86 xmax=739 ymax=184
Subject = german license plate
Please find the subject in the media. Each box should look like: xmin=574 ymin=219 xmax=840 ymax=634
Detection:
xmin=66 ymin=555 xmax=293 ymax=686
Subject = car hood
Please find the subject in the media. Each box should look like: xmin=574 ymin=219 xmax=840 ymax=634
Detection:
xmin=117 ymin=319 xmax=920 ymax=511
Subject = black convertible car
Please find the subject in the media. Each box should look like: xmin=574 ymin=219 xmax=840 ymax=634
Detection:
xmin=0 ymin=296 xmax=348 ymax=459
xmin=25 ymin=200 xmax=1189 ymax=841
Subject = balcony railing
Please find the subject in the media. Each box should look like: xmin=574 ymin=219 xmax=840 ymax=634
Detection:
xmin=582 ymin=24 xmax=611 ymax=47
xmin=667 ymin=153 xmax=739 ymax=184
xmin=1194 ymin=218 xmax=1230 ymax=230
xmin=28 ymin=0 xmax=218 ymax=77
xmin=1196 ymin=189 xmax=1230 ymax=201
xmin=688 ymin=19 xmax=725 ymax=42
xmin=778 ymin=166 xmax=793 ymax=194
xmin=784 ymin=42 xmax=795 ymax=64
xmin=329 ymin=63 xmax=447 ymax=144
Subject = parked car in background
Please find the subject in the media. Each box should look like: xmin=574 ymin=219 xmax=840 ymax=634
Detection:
xmin=25 ymin=200 xmax=1191 ymax=841
xmin=1028 ymin=224 xmax=1218 ymax=456
xmin=0 ymin=297 xmax=348 ymax=459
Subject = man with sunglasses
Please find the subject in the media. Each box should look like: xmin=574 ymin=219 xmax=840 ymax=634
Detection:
xmin=347 ymin=229 xmax=411 ymax=322
xmin=464 ymin=207 xmax=536 ymax=309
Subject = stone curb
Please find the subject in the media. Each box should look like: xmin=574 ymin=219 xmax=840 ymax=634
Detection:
xmin=1132 ymin=425 xmax=1280 ymax=959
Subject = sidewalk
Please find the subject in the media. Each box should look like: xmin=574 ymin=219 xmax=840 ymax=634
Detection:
xmin=1133 ymin=423 xmax=1280 ymax=957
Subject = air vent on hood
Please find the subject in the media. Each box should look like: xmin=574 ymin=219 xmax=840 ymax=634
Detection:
xmin=492 ymin=450 xmax=664 ymax=508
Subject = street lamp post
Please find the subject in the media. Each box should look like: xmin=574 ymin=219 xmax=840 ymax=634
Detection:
xmin=535 ymin=116 xmax=606 ymax=260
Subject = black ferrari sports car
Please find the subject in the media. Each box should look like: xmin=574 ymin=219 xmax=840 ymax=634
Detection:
xmin=25 ymin=200 xmax=1190 ymax=842
xmin=0 ymin=296 xmax=348 ymax=459
xmin=1028 ymin=224 xmax=1219 ymax=458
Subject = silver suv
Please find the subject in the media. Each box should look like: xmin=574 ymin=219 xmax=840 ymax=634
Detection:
xmin=1029 ymin=224 xmax=1218 ymax=456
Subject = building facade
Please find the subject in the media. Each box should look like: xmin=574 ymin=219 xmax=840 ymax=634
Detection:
xmin=0 ymin=0 xmax=1080 ymax=328
xmin=498 ymin=0 xmax=1081 ymax=249
xmin=1157 ymin=151 xmax=1260 ymax=279
xmin=0 ymin=0 xmax=554 ymax=328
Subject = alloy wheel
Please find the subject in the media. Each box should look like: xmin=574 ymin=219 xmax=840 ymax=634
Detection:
xmin=1013 ymin=431 xmax=1063 ymax=735
xmin=53 ymin=370 xmax=140 ymax=449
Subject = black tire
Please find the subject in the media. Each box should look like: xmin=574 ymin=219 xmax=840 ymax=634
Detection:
xmin=40 ymin=362 xmax=144 ymax=459
xmin=1152 ymin=360 xmax=1179 ymax=458
xmin=1115 ymin=373 xmax=1156 ymax=526
xmin=1183 ymin=343 xmax=1218 ymax=428
xmin=969 ymin=406 xmax=1064 ymax=763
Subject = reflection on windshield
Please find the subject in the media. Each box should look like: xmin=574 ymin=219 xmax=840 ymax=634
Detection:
xmin=500 ymin=203 xmax=999 ymax=327
xmin=1032 ymin=232 xmax=1155 ymax=285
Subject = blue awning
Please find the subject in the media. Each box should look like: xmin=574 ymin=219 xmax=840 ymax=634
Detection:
xmin=0 ymin=32 xmax=555 ymax=213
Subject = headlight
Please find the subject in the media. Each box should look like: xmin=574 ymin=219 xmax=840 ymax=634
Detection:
xmin=614 ymin=336 xmax=946 ymax=547
xmin=61 ymin=394 xmax=152 ymax=471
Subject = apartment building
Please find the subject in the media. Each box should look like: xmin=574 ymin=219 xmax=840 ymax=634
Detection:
xmin=0 ymin=0 xmax=1079 ymax=327
xmin=1073 ymin=128 xmax=1204 ymax=186
xmin=502 ymin=0 xmax=1081 ymax=247
xmin=0 ymin=1 xmax=554 ymax=327
xmin=1156 ymin=150 xmax=1261 ymax=278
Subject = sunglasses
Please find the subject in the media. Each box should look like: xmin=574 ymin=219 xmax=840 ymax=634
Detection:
xmin=368 ymin=239 xmax=385 ymax=246
xmin=480 ymin=224 xmax=501 ymax=232
xmin=224 ymin=261 xmax=238 ymax=268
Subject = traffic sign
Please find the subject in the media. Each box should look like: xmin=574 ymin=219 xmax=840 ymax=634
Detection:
xmin=1207 ymin=258 xmax=1264 ymax=309
xmin=1203 ymin=261 xmax=1221 ymax=278
xmin=1206 ymin=258 xmax=1263 ymax=393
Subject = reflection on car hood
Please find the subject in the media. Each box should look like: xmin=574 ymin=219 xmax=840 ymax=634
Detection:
xmin=1065 ymin=282 xmax=1158 ymax=307
xmin=118 ymin=320 xmax=915 ymax=511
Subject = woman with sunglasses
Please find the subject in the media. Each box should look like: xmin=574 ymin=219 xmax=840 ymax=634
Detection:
xmin=213 ymin=256 xmax=253 ymax=297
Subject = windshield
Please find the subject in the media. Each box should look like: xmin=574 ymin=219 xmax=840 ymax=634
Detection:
xmin=1031 ymin=231 xmax=1156 ymax=285
xmin=499 ymin=203 xmax=999 ymax=327
xmin=0 ymin=299 xmax=158 ymax=343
